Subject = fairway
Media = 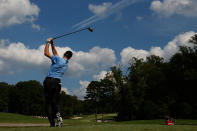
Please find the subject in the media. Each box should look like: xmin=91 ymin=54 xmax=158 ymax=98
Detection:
xmin=0 ymin=113 xmax=197 ymax=131
xmin=0 ymin=124 xmax=197 ymax=131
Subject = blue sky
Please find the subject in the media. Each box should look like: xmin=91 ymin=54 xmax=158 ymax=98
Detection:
xmin=0 ymin=0 xmax=197 ymax=98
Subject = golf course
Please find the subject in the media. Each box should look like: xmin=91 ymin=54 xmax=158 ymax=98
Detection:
xmin=0 ymin=112 xmax=197 ymax=131
xmin=1 ymin=0 xmax=197 ymax=131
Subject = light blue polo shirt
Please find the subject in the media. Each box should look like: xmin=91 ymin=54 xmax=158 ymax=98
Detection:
xmin=47 ymin=55 xmax=68 ymax=79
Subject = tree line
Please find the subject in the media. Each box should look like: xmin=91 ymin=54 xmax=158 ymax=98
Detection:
xmin=85 ymin=34 xmax=197 ymax=120
xmin=0 ymin=34 xmax=197 ymax=120
xmin=0 ymin=80 xmax=84 ymax=118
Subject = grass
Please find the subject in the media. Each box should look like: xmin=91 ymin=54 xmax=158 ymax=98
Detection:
xmin=0 ymin=112 xmax=197 ymax=131
xmin=0 ymin=112 xmax=48 ymax=123
xmin=1 ymin=124 xmax=197 ymax=131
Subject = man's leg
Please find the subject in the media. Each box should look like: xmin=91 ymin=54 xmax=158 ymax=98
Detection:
xmin=52 ymin=79 xmax=63 ymax=127
xmin=44 ymin=79 xmax=55 ymax=127
xmin=46 ymin=100 xmax=55 ymax=127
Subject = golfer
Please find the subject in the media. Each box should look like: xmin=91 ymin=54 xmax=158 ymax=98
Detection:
xmin=43 ymin=38 xmax=73 ymax=127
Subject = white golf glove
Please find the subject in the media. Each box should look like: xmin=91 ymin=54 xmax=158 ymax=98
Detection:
xmin=46 ymin=38 xmax=53 ymax=44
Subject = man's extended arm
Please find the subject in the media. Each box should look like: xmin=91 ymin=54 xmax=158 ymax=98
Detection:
xmin=44 ymin=38 xmax=52 ymax=58
xmin=51 ymin=40 xmax=59 ymax=56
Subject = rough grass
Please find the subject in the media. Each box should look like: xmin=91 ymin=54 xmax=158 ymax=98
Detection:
xmin=0 ymin=112 xmax=197 ymax=131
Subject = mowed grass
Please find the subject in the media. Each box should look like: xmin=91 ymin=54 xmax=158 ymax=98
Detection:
xmin=0 ymin=112 xmax=48 ymax=123
xmin=0 ymin=112 xmax=197 ymax=131
xmin=1 ymin=125 xmax=197 ymax=131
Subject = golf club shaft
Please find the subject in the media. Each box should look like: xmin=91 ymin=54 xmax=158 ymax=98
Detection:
xmin=53 ymin=27 xmax=90 ymax=40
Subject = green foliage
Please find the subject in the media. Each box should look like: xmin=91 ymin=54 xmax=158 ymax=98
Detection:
xmin=189 ymin=34 xmax=197 ymax=46
xmin=8 ymin=80 xmax=45 ymax=115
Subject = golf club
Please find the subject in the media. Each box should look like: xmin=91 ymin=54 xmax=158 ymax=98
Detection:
xmin=53 ymin=27 xmax=93 ymax=40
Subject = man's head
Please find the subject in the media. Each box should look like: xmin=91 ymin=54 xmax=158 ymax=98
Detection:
xmin=63 ymin=50 xmax=73 ymax=60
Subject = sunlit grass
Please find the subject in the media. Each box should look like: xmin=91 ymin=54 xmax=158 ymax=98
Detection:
xmin=0 ymin=112 xmax=197 ymax=131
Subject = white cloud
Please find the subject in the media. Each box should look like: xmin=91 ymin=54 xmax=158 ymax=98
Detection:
xmin=162 ymin=31 xmax=195 ymax=59
xmin=0 ymin=0 xmax=40 ymax=29
xmin=150 ymin=47 xmax=164 ymax=57
xmin=0 ymin=42 xmax=48 ymax=72
xmin=93 ymin=70 xmax=108 ymax=81
xmin=121 ymin=31 xmax=196 ymax=66
xmin=121 ymin=47 xmax=149 ymax=65
xmin=0 ymin=41 xmax=116 ymax=76
xmin=73 ymin=80 xmax=90 ymax=99
xmin=68 ymin=46 xmax=116 ymax=76
xmin=61 ymin=87 xmax=70 ymax=94
xmin=73 ymin=0 xmax=142 ymax=29
xmin=150 ymin=0 xmax=197 ymax=17
xmin=31 ymin=23 xmax=40 ymax=31
xmin=89 ymin=2 xmax=112 ymax=18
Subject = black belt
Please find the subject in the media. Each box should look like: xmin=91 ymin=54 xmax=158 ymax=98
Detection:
xmin=45 ymin=77 xmax=60 ymax=82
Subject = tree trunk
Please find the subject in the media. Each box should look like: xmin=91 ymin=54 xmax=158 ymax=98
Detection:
xmin=102 ymin=113 xmax=104 ymax=122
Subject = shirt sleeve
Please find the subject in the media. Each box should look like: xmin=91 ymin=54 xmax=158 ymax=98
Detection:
xmin=51 ymin=55 xmax=58 ymax=64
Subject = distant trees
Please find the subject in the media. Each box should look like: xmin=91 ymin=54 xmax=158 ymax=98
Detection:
xmin=85 ymin=34 xmax=197 ymax=120
xmin=0 ymin=80 xmax=84 ymax=118
xmin=8 ymin=81 xmax=45 ymax=115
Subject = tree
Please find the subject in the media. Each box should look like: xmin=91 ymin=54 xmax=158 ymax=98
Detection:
xmin=123 ymin=56 xmax=169 ymax=120
xmin=99 ymin=78 xmax=115 ymax=113
xmin=107 ymin=66 xmax=135 ymax=120
xmin=85 ymin=81 xmax=101 ymax=122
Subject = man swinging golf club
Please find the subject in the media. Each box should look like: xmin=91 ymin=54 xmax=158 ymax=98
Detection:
xmin=43 ymin=38 xmax=73 ymax=127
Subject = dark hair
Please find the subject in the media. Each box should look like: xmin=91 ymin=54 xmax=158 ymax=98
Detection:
xmin=64 ymin=50 xmax=73 ymax=59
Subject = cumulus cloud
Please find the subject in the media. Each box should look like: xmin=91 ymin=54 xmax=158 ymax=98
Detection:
xmin=68 ymin=47 xmax=116 ymax=76
xmin=0 ymin=42 xmax=48 ymax=73
xmin=0 ymin=41 xmax=116 ymax=76
xmin=162 ymin=31 xmax=195 ymax=59
xmin=121 ymin=31 xmax=196 ymax=66
xmin=73 ymin=0 xmax=143 ymax=29
xmin=0 ymin=0 xmax=40 ymax=29
xmin=93 ymin=70 xmax=108 ymax=81
xmin=121 ymin=47 xmax=149 ymax=65
xmin=73 ymin=80 xmax=90 ymax=99
xmin=150 ymin=0 xmax=197 ymax=17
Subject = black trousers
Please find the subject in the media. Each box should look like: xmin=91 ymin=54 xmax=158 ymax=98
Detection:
xmin=43 ymin=77 xmax=61 ymax=126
